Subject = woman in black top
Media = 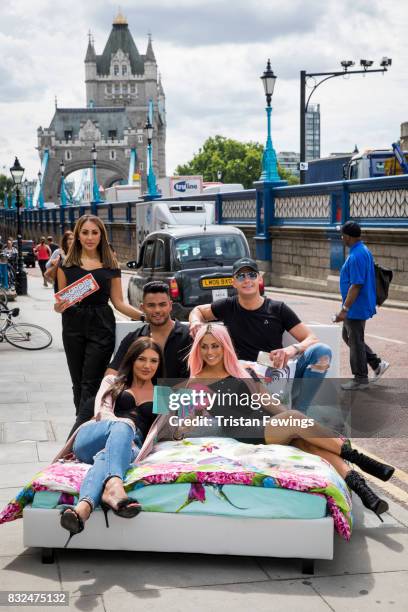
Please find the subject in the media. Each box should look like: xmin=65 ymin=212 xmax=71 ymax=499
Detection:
xmin=54 ymin=215 xmax=142 ymax=415
xmin=58 ymin=337 xmax=163 ymax=545
xmin=182 ymin=324 xmax=394 ymax=521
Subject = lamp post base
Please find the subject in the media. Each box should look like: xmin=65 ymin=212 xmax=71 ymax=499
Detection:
xmin=15 ymin=269 xmax=28 ymax=296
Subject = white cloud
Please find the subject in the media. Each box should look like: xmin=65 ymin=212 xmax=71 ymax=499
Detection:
xmin=0 ymin=0 xmax=407 ymax=181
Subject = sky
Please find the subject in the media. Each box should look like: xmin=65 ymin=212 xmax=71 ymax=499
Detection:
xmin=1 ymin=0 xmax=408 ymax=180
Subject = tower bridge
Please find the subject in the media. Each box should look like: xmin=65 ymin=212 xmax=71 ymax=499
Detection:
xmin=36 ymin=11 xmax=166 ymax=205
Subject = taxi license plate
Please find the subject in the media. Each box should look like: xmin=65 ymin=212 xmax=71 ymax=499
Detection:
xmin=201 ymin=277 xmax=232 ymax=288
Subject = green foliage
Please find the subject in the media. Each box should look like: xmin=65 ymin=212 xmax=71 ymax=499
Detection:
xmin=175 ymin=135 xmax=263 ymax=189
xmin=278 ymin=165 xmax=300 ymax=185
xmin=175 ymin=136 xmax=299 ymax=188
xmin=0 ymin=174 xmax=14 ymax=205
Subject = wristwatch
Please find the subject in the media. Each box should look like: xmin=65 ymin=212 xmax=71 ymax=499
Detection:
xmin=342 ymin=305 xmax=349 ymax=312
xmin=292 ymin=343 xmax=302 ymax=356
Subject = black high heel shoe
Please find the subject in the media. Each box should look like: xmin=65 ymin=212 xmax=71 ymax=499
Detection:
xmin=345 ymin=470 xmax=389 ymax=522
xmin=100 ymin=498 xmax=141 ymax=528
xmin=340 ymin=442 xmax=395 ymax=482
xmin=60 ymin=508 xmax=85 ymax=548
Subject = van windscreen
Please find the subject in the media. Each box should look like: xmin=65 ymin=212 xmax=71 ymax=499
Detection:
xmin=175 ymin=235 xmax=247 ymax=265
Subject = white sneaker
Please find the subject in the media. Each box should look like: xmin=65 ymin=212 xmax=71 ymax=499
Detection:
xmin=372 ymin=360 xmax=390 ymax=381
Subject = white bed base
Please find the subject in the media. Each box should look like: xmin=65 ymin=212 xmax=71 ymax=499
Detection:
xmin=24 ymin=507 xmax=333 ymax=573
xmin=23 ymin=322 xmax=340 ymax=572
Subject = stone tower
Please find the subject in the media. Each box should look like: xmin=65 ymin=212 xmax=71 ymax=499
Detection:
xmin=84 ymin=12 xmax=166 ymax=177
xmin=37 ymin=12 xmax=166 ymax=204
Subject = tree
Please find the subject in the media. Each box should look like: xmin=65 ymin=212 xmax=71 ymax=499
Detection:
xmin=278 ymin=165 xmax=300 ymax=185
xmin=175 ymin=136 xmax=298 ymax=188
xmin=0 ymin=174 xmax=14 ymax=206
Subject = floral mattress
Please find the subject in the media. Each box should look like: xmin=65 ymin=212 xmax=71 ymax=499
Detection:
xmin=0 ymin=437 xmax=352 ymax=540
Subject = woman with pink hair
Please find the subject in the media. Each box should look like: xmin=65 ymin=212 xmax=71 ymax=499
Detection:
xmin=184 ymin=323 xmax=394 ymax=521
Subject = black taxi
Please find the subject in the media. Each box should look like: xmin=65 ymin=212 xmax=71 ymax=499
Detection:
xmin=127 ymin=225 xmax=263 ymax=320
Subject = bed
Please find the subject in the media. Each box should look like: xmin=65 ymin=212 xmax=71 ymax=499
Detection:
xmin=1 ymin=323 xmax=346 ymax=573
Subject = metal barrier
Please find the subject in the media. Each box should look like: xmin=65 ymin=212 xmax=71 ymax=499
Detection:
xmin=1 ymin=175 xmax=407 ymax=267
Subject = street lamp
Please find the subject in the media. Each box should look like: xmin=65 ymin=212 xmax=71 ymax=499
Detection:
xmin=60 ymin=160 xmax=68 ymax=207
xmin=299 ymin=57 xmax=392 ymax=183
xmin=37 ymin=170 xmax=44 ymax=208
xmin=9 ymin=157 xmax=27 ymax=295
xmin=23 ymin=179 xmax=29 ymax=208
xmin=259 ymin=60 xmax=282 ymax=183
xmin=144 ymin=117 xmax=159 ymax=197
xmin=91 ymin=143 xmax=102 ymax=204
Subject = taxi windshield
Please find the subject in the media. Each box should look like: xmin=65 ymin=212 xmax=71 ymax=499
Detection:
xmin=175 ymin=235 xmax=246 ymax=265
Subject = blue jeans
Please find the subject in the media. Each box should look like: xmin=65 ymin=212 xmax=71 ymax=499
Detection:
xmin=73 ymin=421 xmax=143 ymax=510
xmin=291 ymin=343 xmax=332 ymax=413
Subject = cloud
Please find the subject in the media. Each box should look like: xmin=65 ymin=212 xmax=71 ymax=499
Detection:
xmin=0 ymin=0 xmax=406 ymax=182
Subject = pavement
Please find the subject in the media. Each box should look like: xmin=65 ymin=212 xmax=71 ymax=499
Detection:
xmin=0 ymin=269 xmax=408 ymax=611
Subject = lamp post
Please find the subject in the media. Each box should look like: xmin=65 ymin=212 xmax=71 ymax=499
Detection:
xmin=145 ymin=117 xmax=159 ymax=197
xmin=10 ymin=157 xmax=27 ymax=295
xmin=299 ymin=57 xmax=392 ymax=184
xmin=91 ymin=143 xmax=102 ymax=205
xmin=60 ymin=160 xmax=68 ymax=207
xmin=23 ymin=179 xmax=29 ymax=208
xmin=38 ymin=170 xmax=44 ymax=208
xmin=259 ymin=59 xmax=282 ymax=183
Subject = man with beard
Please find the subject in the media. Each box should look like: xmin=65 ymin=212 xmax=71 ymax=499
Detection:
xmin=66 ymin=281 xmax=191 ymax=437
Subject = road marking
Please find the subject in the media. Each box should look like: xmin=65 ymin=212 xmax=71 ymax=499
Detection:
xmin=308 ymin=322 xmax=406 ymax=345
xmin=365 ymin=333 xmax=406 ymax=345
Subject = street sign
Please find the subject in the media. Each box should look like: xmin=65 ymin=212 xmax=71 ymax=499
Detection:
xmin=299 ymin=162 xmax=309 ymax=171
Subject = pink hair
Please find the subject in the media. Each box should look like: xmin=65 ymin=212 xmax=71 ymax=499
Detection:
xmin=188 ymin=325 xmax=249 ymax=378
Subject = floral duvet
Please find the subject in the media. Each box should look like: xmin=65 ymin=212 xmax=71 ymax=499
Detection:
xmin=0 ymin=437 xmax=352 ymax=540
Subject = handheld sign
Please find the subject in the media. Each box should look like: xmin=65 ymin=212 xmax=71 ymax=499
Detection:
xmin=55 ymin=273 xmax=99 ymax=307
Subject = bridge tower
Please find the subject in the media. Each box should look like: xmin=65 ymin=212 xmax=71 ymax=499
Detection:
xmin=37 ymin=11 xmax=166 ymax=204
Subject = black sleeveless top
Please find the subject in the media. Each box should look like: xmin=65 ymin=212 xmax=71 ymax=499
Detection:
xmin=61 ymin=265 xmax=121 ymax=306
xmin=114 ymin=390 xmax=155 ymax=439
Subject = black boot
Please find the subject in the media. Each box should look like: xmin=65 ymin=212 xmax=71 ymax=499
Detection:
xmin=345 ymin=470 xmax=388 ymax=521
xmin=340 ymin=442 xmax=395 ymax=482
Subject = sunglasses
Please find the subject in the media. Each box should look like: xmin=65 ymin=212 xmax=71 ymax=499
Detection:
xmin=234 ymin=271 xmax=258 ymax=282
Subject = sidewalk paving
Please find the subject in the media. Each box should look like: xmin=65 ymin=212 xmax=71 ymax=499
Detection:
xmin=0 ymin=273 xmax=407 ymax=611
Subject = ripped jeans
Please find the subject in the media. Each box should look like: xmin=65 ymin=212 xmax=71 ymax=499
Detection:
xmin=291 ymin=343 xmax=332 ymax=413
xmin=73 ymin=421 xmax=143 ymax=510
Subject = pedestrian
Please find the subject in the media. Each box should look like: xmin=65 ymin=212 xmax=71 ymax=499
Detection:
xmin=1 ymin=238 xmax=17 ymax=259
xmin=334 ymin=221 xmax=389 ymax=390
xmin=55 ymin=337 xmax=163 ymax=546
xmin=67 ymin=280 xmax=192 ymax=437
xmin=189 ymin=257 xmax=332 ymax=412
xmin=47 ymin=235 xmax=59 ymax=254
xmin=54 ymin=214 xmax=143 ymax=417
xmin=34 ymin=236 xmax=51 ymax=287
xmin=44 ymin=230 xmax=74 ymax=291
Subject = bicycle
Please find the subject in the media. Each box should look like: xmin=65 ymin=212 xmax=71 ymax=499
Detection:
xmin=0 ymin=303 xmax=53 ymax=350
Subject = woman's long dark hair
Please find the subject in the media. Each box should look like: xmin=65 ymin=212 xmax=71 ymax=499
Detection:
xmin=102 ymin=337 xmax=164 ymax=403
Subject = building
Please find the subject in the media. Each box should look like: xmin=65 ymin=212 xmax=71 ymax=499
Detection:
xmin=37 ymin=11 xmax=166 ymax=204
xmin=277 ymin=151 xmax=300 ymax=177
xmin=305 ymin=103 xmax=320 ymax=161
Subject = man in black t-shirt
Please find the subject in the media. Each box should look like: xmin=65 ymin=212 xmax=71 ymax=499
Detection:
xmin=189 ymin=257 xmax=332 ymax=412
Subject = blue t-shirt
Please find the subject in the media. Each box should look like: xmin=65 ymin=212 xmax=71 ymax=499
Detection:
xmin=339 ymin=241 xmax=376 ymax=320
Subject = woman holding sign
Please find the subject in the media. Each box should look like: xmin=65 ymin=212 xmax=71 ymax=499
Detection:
xmin=54 ymin=215 xmax=143 ymax=416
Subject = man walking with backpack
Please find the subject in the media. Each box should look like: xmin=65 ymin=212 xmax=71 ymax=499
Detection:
xmin=334 ymin=221 xmax=390 ymax=390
